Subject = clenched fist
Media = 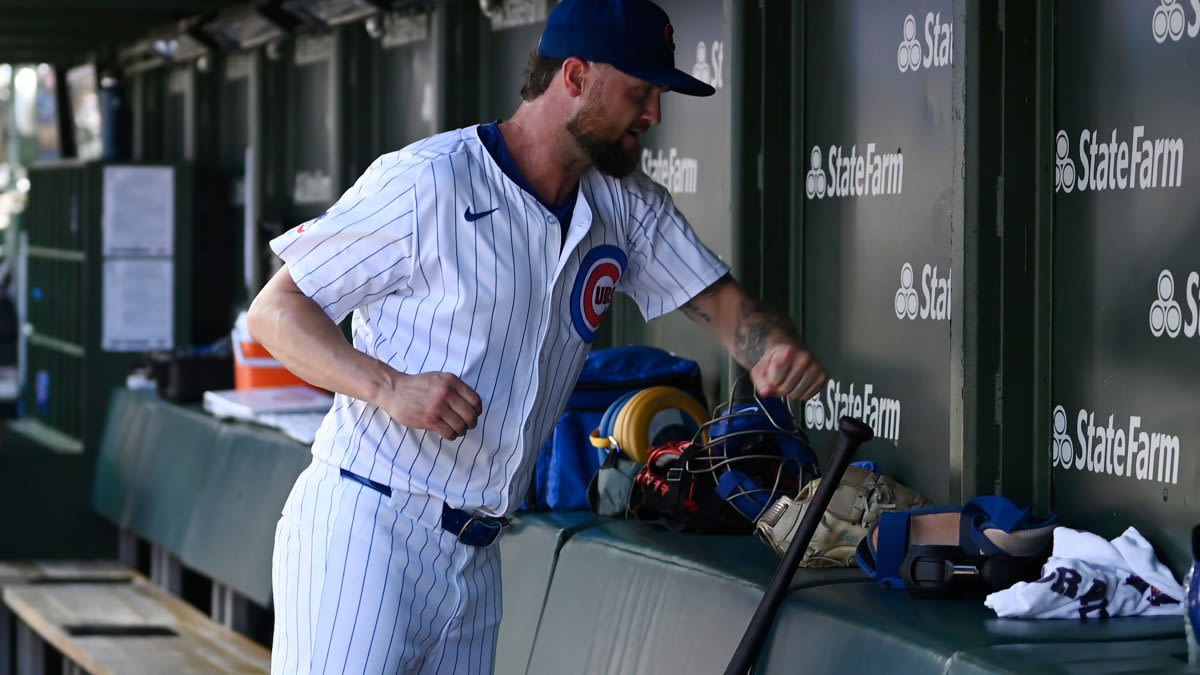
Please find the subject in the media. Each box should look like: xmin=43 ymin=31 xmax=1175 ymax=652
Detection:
xmin=379 ymin=371 xmax=483 ymax=441
xmin=750 ymin=343 xmax=827 ymax=402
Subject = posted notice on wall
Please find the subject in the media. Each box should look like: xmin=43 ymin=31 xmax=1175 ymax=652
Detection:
xmin=102 ymin=165 xmax=175 ymax=256
xmin=102 ymin=258 xmax=173 ymax=351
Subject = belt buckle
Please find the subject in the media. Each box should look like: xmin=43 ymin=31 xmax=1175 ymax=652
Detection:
xmin=458 ymin=515 xmax=506 ymax=547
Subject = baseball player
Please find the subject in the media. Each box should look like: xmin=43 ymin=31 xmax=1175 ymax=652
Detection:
xmin=247 ymin=0 xmax=827 ymax=672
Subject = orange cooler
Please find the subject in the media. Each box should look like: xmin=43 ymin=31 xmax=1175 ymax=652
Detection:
xmin=232 ymin=311 xmax=308 ymax=390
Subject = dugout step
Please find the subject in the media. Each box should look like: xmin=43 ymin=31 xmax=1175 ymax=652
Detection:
xmin=0 ymin=562 xmax=140 ymax=675
xmin=0 ymin=561 xmax=137 ymax=587
xmin=2 ymin=576 xmax=269 ymax=674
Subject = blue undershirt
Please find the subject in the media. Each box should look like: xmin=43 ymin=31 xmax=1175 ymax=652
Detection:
xmin=476 ymin=122 xmax=575 ymax=244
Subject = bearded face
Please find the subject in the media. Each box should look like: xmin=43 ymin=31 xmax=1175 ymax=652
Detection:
xmin=566 ymin=95 xmax=643 ymax=178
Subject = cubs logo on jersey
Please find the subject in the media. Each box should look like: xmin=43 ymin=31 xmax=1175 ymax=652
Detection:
xmin=571 ymin=245 xmax=627 ymax=342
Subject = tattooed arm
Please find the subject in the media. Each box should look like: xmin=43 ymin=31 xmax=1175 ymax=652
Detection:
xmin=680 ymin=274 xmax=827 ymax=400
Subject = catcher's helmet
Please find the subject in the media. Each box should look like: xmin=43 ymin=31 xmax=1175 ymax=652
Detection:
xmin=691 ymin=394 xmax=818 ymax=523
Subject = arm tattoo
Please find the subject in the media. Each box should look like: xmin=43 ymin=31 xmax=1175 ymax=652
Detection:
xmin=680 ymin=274 xmax=731 ymax=325
xmin=732 ymin=297 xmax=800 ymax=365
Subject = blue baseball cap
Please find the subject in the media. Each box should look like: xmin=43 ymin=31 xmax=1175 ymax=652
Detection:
xmin=537 ymin=0 xmax=716 ymax=97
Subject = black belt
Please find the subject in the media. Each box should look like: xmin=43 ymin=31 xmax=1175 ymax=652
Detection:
xmin=339 ymin=469 xmax=510 ymax=547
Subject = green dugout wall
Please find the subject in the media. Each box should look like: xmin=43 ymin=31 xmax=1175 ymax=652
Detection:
xmin=788 ymin=0 xmax=1195 ymax=571
xmin=1050 ymin=0 xmax=1199 ymax=571
xmin=367 ymin=9 xmax=445 ymax=157
xmin=795 ymin=0 xmax=971 ymax=503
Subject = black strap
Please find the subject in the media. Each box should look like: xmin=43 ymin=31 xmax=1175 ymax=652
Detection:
xmin=901 ymin=544 xmax=1047 ymax=597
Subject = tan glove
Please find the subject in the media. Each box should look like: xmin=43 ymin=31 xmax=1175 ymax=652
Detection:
xmin=754 ymin=465 xmax=931 ymax=567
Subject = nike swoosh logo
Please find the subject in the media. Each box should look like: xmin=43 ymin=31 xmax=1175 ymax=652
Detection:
xmin=464 ymin=207 xmax=499 ymax=222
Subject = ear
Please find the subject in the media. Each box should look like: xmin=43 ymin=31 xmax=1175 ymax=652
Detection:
xmin=561 ymin=57 xmax=589 ymax=98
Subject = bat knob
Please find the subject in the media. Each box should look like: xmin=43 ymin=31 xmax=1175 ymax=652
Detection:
xmin=838 ymin=416 xmax=875 ymax=443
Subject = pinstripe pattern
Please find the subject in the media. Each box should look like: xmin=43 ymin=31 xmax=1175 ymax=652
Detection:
xmin=272 ymin=460 xmax=502 ymax=675
xmin=269 ymin=125 xmax=727 ymax=672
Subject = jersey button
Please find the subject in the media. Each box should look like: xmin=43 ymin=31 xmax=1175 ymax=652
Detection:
xmin=538 ymin=353 xmax=547 ymax=364
xmin=546 ymin=214 xmax=556 ymax=224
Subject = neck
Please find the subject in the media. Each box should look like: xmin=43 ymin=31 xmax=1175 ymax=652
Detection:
xmin=499 ymin=104 xmax=588 ymax=206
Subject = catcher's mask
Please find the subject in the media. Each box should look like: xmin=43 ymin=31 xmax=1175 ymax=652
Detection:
xmin=689 ymin=392 xmax=819 ymax=523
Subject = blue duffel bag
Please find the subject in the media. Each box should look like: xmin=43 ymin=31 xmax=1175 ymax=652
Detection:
xmin=524 ymin=346 xmax=706 ymax=511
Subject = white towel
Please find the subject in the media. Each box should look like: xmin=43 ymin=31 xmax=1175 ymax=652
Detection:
xmin=985 ymin=526 xmax=1184 ymax=619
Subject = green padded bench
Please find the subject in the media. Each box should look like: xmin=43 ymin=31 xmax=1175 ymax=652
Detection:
xmin=525 ymin=520 xmax=865 ymax=674
xmin=496 ymin=512 xmax=603 ymax=675
xmin=93 ymin=389 xmax=311 ymax=607
xmin=523 ymin=519 xmax=1191 ymax=675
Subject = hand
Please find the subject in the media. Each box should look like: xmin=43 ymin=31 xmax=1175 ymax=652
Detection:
xmin=379 ymin=371 xmax=483 ymax=441
xmin=750 ymin=343 xmax=827 ymax=401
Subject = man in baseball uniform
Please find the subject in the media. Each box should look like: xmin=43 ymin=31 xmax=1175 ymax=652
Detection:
xmin=248 ymin=0 xmax=827 ymax=672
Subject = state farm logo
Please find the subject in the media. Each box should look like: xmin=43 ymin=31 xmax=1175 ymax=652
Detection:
xmin=1051 ymin=405 xmax=1073 ymax=468
xmin=804 ymin=143 xmax=904 ymax=199
xmin=1054 ymin=126 xmax=1183 ymax=193
xmin=897 ymin=11 xmax=953 ymax=72
xmin=804 ymin=147 xmax=828 ymax=198
xmin=689 ymin=40 xmax=725 ymax=90
xmin=804 ymin=379 xmax=901 ymax=443
xmin=1152 ymin=0 xmax=1199 ymax=43
xmin=1149 ymin=269 xmax=1200 ymax=338
xmin=894 ymin=263 xmax=951 ymax=321
xmin=1054 ymin=131 xmax=1077 ymax=192
xmin=642 ymin=147 xmax=698 ymax=194
xmin=1051 ymin=404 xmax=1180 ymax=485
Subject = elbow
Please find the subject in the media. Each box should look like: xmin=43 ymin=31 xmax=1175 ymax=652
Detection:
xmin=245 ymin=293 xmax=271 ymax=343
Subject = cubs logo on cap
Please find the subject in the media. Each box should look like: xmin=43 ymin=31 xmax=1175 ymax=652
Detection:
xmin=571 ymin=245 xmax=627 ymax=342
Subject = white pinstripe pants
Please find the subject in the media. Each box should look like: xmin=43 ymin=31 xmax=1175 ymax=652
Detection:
xmin=271 ymin=460 xmax=502 ymax=674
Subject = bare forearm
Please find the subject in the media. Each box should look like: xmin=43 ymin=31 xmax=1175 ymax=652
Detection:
xmin=680 ymin=275 xmax=802 ymax=370
xmin=249 ymin=265 xmax=481 ymax=440
xmin=681 ymin=274 xmax=825 ymax=399
xmin=246 ymin=266 xmax=397 ymax=404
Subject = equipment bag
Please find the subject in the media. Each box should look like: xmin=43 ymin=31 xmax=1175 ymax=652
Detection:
xmin=525 ymin=346 xmax=704 ymax=511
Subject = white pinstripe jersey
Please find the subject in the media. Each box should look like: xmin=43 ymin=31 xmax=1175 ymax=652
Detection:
xmin=270 ymin=125 xmax=729 ymax=517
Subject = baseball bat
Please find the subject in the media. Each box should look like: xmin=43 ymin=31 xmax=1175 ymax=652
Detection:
xmin=722 ymin=415 xmax=875 ymax=675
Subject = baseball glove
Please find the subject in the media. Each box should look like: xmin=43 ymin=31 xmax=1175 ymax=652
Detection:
xmin=754 ymin=465 xmax=931 ymax=567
